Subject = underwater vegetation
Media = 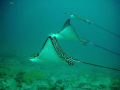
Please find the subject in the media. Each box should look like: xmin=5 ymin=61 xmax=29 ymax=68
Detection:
xmin=21 ymin=69 xmax=46 ymax=85
xmin=0 ymin=56 xmax=120 ymax=90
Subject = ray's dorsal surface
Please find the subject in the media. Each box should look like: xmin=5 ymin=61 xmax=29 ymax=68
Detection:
xmin=30 ymin=36 xmax=75 ymax=65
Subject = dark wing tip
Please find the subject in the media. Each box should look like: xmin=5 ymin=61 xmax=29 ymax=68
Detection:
xmin=62 ymin=19 xmax=71 ymax=30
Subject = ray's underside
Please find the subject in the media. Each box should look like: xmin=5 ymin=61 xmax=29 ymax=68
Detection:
xmin=30 ymin=36 xmax=75 ymax=65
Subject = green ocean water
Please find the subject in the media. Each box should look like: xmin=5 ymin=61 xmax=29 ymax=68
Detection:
xmin=0 ymin=0 xmax=120 ymax=89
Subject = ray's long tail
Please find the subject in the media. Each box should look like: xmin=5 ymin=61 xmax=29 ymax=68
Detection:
xmin=93 ymin=23 xmax=120 ymax=38
xmin=79 ymin=38 xmax=120 ymax=56
xmin=89 ymin=41 xmax=120 ymax=55
xmin=74 ymin=60 xmax=120 ymax=72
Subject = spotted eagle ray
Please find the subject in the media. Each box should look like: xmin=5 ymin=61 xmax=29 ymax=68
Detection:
xmin=30 ymin=36 xmax=120 ymax=71
xmin=30 ymin=36 xmax=75 ymax=65
xmin=65 ymin=12 xmax=120 ymax=38
xmin=49 ymin=19 xmax=88 ymax=45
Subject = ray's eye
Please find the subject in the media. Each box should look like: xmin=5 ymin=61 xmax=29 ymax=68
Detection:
xmin=31 ymin=53 xmax=39 ymax=58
